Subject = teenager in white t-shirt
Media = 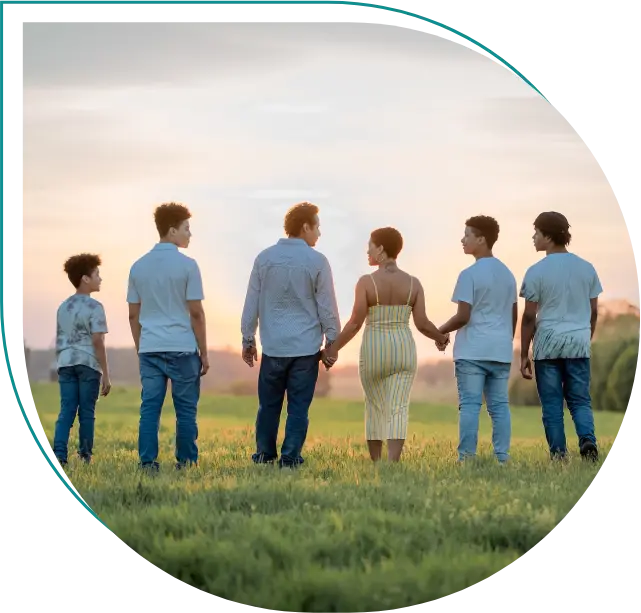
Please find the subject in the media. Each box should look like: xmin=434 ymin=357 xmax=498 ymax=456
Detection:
xmin=520 ymin=212 xmax=602 ymax=462
xmin=439 ymin=216 xmax=517 ymax=463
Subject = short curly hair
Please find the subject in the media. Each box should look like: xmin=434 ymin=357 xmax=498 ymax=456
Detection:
xmin=534 ymin=212 xmax=572 ymax=246
xmin=284 ymin=202 xmax=319 ymax=237
xmin=370 ymin=227 xmax=404 ymax=259
xmin=63 ymin=253 xmax=101 ymax=288
xmin=154 ymin=202 xmax=191 ymax=238
xmin=466 ymin=215 xmax=500 ymax=249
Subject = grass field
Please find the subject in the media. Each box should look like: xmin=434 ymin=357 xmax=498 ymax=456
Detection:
xmin=31 ymin=383 xmax=623 ymax=611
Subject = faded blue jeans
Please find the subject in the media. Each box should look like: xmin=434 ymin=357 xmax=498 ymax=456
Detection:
xmin=534 ymin=358 xmax=597 ymax=458
xmin=54 ymin=364 xmax=101 ymax=464
xmin=253 ymin=353 xmax=320 ymax=467
xmin=138 ymin=352 xmax=201 ymax=467
xmin=455 ymin=360 xmax=512 ymax=463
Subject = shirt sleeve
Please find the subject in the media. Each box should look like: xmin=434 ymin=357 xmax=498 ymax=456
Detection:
xmin=590 ymin=266 xmax=604 ymax=299
xmin=240 ymin=257 xmax=261 ymax=345
xmin=89 ymin=303 xmax=108 ymax=334
xmin=316 ymin=257 xmax=341 ymax=343
xmin=126 ymin=270 xmax=140 ymax=304
xmin=186 ymin=260 xmax=205 ymax=301
xmin=452 ymin=269 xmax=474 ymax=305
xmin=519 ymin=267 xmax=540 ymax=303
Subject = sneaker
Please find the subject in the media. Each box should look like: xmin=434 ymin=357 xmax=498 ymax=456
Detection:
xmin=138 ymin=461 xmax=160 ymax=473
xmin=175 ymin=460 xmax=197 ymax=471
xmin=580 ymin=441 xmax=599 ymax=462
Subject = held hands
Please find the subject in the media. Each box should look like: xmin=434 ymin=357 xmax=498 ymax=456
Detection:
xmin=321 ymin=344 xmax=338 ymax=371
xmin=435 ymin=332 xmax=450 ymax=352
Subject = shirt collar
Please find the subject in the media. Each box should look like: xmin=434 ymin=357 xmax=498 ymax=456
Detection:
xmin=153 ymin=242 xmax=179 ymax=251
xmin=277 ymin=238 xmax=309 ymax=247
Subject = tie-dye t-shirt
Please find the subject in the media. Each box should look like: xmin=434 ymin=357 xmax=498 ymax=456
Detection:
xmin=520 ymin=253 xmax=602 ymax=360
xmin=56 ymin=294 xmax=108 ymax=373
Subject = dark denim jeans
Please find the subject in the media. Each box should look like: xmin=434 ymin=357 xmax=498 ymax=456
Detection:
xmin=54 ymin=364 xmax=101 ymax=464
xmin=138 ymin=352 xmax=201 ymax=467
xmin=455 ymin=360 xmax=512 ymax=463
xmin=253 ymin=353 xmax=320 ymax=467
xmin=534 ymin=358 xmax=597 ymax=458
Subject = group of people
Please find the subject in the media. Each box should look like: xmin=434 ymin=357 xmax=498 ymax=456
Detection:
xmin=51 ymin=202 xmax=602 ymax=471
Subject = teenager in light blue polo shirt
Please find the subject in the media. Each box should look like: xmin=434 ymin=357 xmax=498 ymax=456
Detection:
xmin=439 ymin=216 xmax=517 ymax=463
xmin=127 ymin=203 xmax=208 ymax=470
xmin=520 ymin=212 xmax=602 ymax=462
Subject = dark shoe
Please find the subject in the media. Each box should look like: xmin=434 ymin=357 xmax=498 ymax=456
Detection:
xmin=138 ymin=461 xmax=160 ymax=473
xmin=56 ymin=457 xmax=68 ymax=467
xmin=252 ymin=452 xmax=277 ymax=465
xmin=78 ymin=454 xmax=92 ymax=464
xmin=175 ymin=460 xmax=197 ymax=470
xmin=580 ymin=441 xmax=599 ymax=462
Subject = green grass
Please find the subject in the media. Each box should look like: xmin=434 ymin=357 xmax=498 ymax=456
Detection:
xmin=31 ymin=383 xmax=623 ymax=611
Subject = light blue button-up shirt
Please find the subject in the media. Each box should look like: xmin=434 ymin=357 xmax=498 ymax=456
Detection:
xmin=241 ymin=238 xmax=340 ymax=358
xmin=127 ymin=243 xmax=204 ymax=354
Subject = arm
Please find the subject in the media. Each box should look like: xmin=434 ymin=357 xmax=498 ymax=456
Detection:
xmin=589 ymin=267 xmax=603 ymax=340
xmin=440 ymin=270 xmax=472 ymax=335
xmin=331 ymin=277 xmax=368 ymax=352
xmin=520 ymin=269 xmax=541 ymax=361
xmin=316 ymin=257 xmax=341 ymax=346
xmin=184 ymin=261 xmax=209 ymax=375
xmin=126 ymin=270 xmax=142 ymax=353
xmin=188 ymin=300 xmax=207 ymax=353
xmin=520 ymin=300 xmax=537 ymax=354
xmin=128 ymin=303 xmax=142 ymax=353
xmin=89 ymin=303 xmax=110 ymax=396
xmin=439 ymin=302 xmax=471 ymax=334
xmin=590 ymin=297 xmax=598 ymax=339
xmin=412 ymin=280 xmax=450 ymax=343
xmin=240 ymin=258 xmax=261 ymax=367
xmin=512 ymin=302 xmax=518 ymax=339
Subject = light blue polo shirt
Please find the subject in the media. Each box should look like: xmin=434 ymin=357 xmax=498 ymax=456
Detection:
xmin=127 ymin=243 xmax=204 ymax=354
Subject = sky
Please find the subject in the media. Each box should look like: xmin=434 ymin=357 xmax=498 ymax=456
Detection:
xmin=23 ymin=23 xmax=638 ymax=364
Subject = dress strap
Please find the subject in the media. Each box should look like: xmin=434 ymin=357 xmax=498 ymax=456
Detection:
xmin=407 ymin=276 xmax=414 ymax=306
xmin=370 ymin=274 xmax=380 ymax=306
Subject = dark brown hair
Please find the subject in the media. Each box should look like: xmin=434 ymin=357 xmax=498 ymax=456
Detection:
xmin=63 ymin=254 xmax=101 ymax=288
xmin=283 ymin=202 xmax=319 ymax=237
xmin=466 ymin=215 xmax=500 ymax=249
xmin=534 ymin=212 xmax=572 ymax=246
xmin=154 ymin=203 xmax=191 ymax=238
xmin=371 ymin=227 xmax=404 ymax=259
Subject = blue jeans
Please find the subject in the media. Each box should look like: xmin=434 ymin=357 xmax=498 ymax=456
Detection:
xmin=455 ymin=360 xmax=512 ymax=463
xmin=138 ymin=352 xmax=201 ymax=467
xmin=254 ymin=353 xmax=320 ymax=467
xmin=54 ymin=365 xmax=101 ymax=463
xmin=534 ymin=358 xmax=597 ymax=458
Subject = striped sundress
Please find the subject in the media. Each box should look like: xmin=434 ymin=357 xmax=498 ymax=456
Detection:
xmin=359 ymin=275 xmax=418 ymax=441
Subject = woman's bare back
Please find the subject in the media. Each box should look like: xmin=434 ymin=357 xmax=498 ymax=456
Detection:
xmin=365 ymin=267 xmax=417 ymax=308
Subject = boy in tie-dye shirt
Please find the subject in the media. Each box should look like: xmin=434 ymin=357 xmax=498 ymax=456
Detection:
xmin=53 ymin=254 xmax=111 ymax=465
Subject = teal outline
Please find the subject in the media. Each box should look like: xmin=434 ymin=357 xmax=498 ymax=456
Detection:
xmin=0 ymin=0 xmax=551 ymax=534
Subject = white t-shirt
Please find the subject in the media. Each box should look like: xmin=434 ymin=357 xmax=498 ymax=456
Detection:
xmin=452 ymin=257 xmax=517 ymax=363
xmin=520 ymin=252 xmax=602 ymax=360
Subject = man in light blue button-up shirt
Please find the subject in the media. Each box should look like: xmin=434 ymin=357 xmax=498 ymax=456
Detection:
xmin=127 ymin=203 xmax=208 ymax=471
xmin=241 ymin=202 xmax=340 ymax=468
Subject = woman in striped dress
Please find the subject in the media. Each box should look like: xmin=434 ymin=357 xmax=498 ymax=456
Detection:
xmin=324 ymin=228 xmax=450 ymax=462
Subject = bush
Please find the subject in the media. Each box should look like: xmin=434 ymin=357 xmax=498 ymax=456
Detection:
xmin=603 ymin=343 xmax=638 ymax=412
xmin=591 ymin=336 xmax=639 ymax=410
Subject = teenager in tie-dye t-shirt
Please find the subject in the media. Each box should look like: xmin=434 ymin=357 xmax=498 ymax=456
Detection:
xmin=520 ymin=212 xmax=602 ymax=462
xmin=53 ymin=254 xmax=110 ymax=466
